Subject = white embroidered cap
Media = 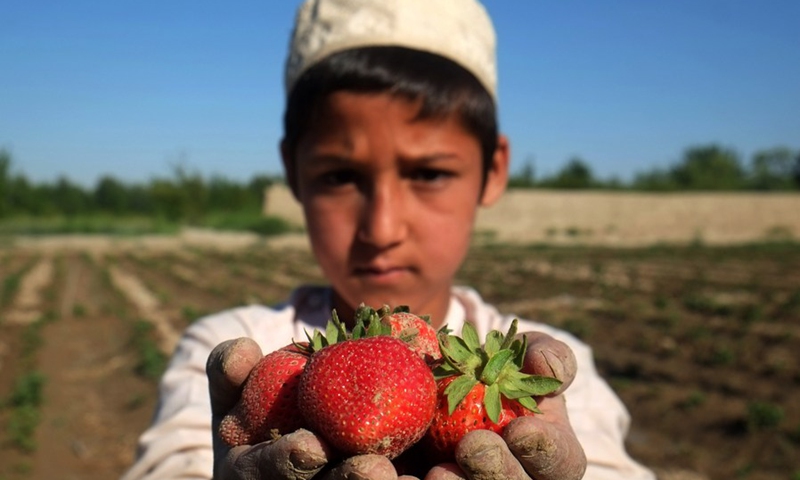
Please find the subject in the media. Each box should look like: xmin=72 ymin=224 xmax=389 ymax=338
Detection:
xmin=285 ymin=0 xmax=497 ymax=99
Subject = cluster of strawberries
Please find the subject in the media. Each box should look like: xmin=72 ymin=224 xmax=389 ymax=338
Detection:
xmin=218 ymin=305 xmax=561 ymax=467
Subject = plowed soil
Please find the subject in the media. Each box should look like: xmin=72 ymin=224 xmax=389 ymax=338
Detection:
xmin=1 ymin=239 xmax=798 ymax=480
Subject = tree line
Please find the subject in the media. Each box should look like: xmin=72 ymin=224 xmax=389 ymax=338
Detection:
xmin=1 ymin=143 xmax=798 ymax=220
xmin=0 ymin=150 xmax=279 ymax=221
xmin=509 ymin=144 xmax=800 ymax=191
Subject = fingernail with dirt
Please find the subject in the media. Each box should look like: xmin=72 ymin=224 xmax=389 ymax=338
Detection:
xmin=287 ymin=430 xmax=331 ymax=471
xmin=525 ymin=340 xmax=576 ymax=393
xmin=459 ymin=443 xmax=504 ymax=475
xmin=222 ymin=338 xmax=262 ymax=385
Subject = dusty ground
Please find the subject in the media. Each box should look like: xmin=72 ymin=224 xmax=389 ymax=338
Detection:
xmin=1 ymin=234 xmax=798 ymax=479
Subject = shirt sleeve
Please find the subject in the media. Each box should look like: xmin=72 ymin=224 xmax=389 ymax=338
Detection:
xmin=119 ymin=298 xmax=318 ymax=480
xmin=120 ymin=316 xmax=236 ymax=480
xmin=564 ymin=338 xmax=656 ymax=480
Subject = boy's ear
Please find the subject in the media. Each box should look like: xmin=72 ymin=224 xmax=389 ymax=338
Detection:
xmin=479 ymin=134 xmax=510 ymax=207
xmin=280 ymin=139 xmax=300 ymax=200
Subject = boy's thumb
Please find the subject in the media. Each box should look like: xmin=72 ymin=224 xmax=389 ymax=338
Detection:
xmin=206 ymin=337 xmax=263 ymax=416
xmin=522 ymin=332 xmax=577 ymax=396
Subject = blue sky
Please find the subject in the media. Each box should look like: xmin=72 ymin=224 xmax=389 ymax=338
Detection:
xmin=2 ymin=0 xmax=799 ymax=187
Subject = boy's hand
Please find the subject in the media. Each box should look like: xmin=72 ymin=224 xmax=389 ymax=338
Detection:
xmin=207 ymin=338 xmax=402 ymax=480
xmin=425 ymin=332 xmax=586 ymax=480
xmin=208 ymin=338 xmax=327 ymax=479
xmin=207 ymin=333 xmax=586 ymax=480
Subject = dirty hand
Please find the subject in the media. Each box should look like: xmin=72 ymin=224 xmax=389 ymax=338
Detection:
xmin=425 ymin=332 xmax=587 ymax=480
xmin=207 ymin=333 xmax=585 ymax=480
xmin=207 ymin=338 xmax=406 ymax=480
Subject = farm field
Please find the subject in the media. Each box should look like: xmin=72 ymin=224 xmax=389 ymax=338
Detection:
xmin=0 ymin=239 xmax=799 ymax=479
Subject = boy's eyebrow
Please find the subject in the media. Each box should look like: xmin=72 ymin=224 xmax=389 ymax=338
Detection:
xmin=299 ymin=154 xmax=356 ymax=168
xmin=399 ymin=152 xmax=464 ymax=164
xmin=301 ymin=152 xmax=464 ymax=168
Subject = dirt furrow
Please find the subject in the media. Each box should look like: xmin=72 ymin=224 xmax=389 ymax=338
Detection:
xmin=31 ymin=253 xmax=157 ymax=480
xmin=114 ymin=253 xmax=240 ymax=322
xmin=4 ymin=257 xmax=54 ymax=326
xmin=125 ymin=248 xmax=293 ymax=308
xmin=107 ymin=264 xmax=181 ymax=355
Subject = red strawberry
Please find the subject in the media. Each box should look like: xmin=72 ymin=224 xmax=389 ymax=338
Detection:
xmin=218 ymin=346 xmax=309 ymax=447
xmin=297 ymin=334 xmax=437 ymax=459
xmin=423 ymin=320 xmax=562 ymax=461
xmin=379 ymin=305 xmax=442 ymax=365
xmin=425 ymin=377 xmax=532 ymax=459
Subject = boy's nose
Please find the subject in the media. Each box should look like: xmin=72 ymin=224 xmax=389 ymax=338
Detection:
xmin=357 ymin=185 xmax=408 ymax=249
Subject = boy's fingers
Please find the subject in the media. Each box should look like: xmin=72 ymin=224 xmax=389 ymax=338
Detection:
xmin=220 ymin=429 xmax=332 ymax=480
xmin=206 ymin=337 xmax=263 ymax=416
xmin=522 ymin=333 xmax=577 ymax=396
xmin=424 ymin=463 xmax=467 ymax=480
xmin=319 ymin=454 xmax=399 ymax=480
xmin=454 ymin=429 xmax=530 ymax=480
xmin=503 ymin=397 xmax=587 ymax=480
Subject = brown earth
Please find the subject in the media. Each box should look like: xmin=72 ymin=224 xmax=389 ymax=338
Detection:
xmin=1 ymin=235 xmax=799 ymax=479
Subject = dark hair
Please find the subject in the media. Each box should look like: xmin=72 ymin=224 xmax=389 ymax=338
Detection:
xmin=282 ymin=46 xmax=498 ymax=184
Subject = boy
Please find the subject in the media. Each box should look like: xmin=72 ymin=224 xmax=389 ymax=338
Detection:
xmin=123 ymin=0 xmax=655 ymax=479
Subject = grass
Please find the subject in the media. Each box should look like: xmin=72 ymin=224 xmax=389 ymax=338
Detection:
xmin=0 ymin=211 xmax=298 ymax=237
xmin=72 ymin=303 xmax=87 ymax=317
xmin=0 ymin=259 xmax=38 ymax=311
xmin=4 ymin=372 xmax=46 ymax=453
xmin=561 ymin=316 xmax=592 ymax=339
xmin=1 ymin=272 xmax=23 ymax=310
xmin=679 ymin=391 xmax=707 ymax=410
xmin=181 ymin=306 xmax=208 ymax=323
xmin=2 ymin=312 xmax=54 ymax=453
xmin=200 ymin=211 xmax=297 ymax=236
xmin=0 ymin=214 xmax=180 ymax=236
xmin=746 ymin=401 xmax=784 ymax=432
xmin=131 ymin=320 xmax=167 ymax=381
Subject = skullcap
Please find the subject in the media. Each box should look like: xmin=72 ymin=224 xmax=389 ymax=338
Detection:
xmin=285 ymin=0 xmax=497 ymax=99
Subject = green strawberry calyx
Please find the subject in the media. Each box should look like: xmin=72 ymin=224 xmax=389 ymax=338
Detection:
xmin=300 ymin=304 xmax=418 ymax=351
xmin=433 ymin=319 xmax=563 ymax=423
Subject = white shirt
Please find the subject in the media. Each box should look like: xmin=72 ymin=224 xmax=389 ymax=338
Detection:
xmin=121 ymin=285 xmax=655 ymax=480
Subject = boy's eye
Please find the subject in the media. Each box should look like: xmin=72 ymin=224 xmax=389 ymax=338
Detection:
xmin=410 ymin=168 xmax=453 ymax=183
xmin=319 ymin=169 xmax=358 ymax=186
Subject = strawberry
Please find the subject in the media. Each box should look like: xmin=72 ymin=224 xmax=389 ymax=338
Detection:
xmin=297 ymin=311 xmax=438 ymax=459
xmin=423 ymin=320 xmax=562 ymax=461
xmin=218 ymin=345 xmax=309 ymax=447
xmin=378 ymin=305 xmax=442 ymax=365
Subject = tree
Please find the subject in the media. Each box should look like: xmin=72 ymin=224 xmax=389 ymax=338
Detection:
xmin=0 ymin=149 xmax=10 ymax=217
xmin=53 ymin=176 xmax=91 ymax=215
xmin=508 ymin=156 xmax=536 ymax=188
xmin=94 ymin=176 xmax=129 ymax=213
xmin=794 ymin=151 xmax=800 ymax=188
xmin=671 ymin=145 xmax=745 ymax=190
xmin=545 ymin=157 xmax=594 ymax=189
xmin=632 ymin=168 xmax=677 ymax=191
xmin=208 ymin=175 xmax=253 ymax=211
xmin=749 ymin=147 xmax=796 ymax=190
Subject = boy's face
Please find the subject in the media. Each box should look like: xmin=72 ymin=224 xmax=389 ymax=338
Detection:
xmin=283 ymin=92 xmax=508 ymax=326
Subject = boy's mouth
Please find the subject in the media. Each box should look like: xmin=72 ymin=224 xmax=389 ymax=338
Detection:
xmin=353 ymin=265 xmax=410 ymax=282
